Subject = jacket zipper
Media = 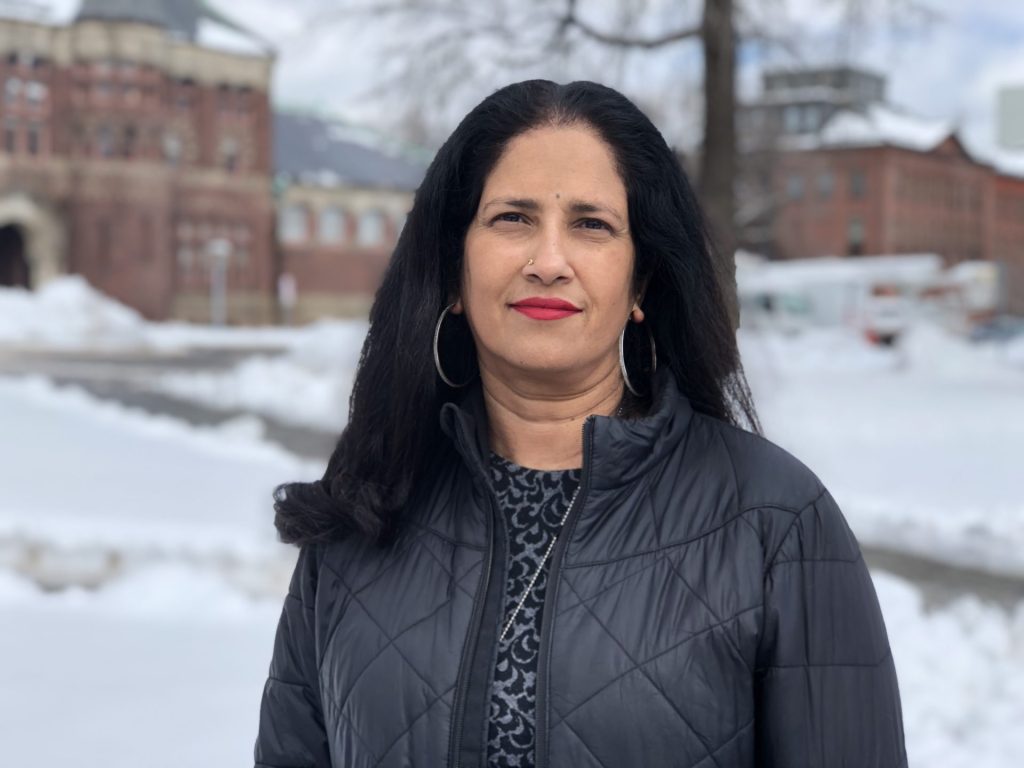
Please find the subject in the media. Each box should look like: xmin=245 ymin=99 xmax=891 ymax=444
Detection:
xmin=448 ymin=419 xmax=505 ymax=768
xmin=448 ymin=490 xmax=494 ymax=768
xmin=448 ymin=415 xmax=594 ymax=768
xmin=534 ymin=415 xmax=595 ymax=768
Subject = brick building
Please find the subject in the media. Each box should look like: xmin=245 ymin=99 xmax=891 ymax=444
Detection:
xmin=740 ymin=66 xmax=1024 ymax=315
xmin=773 ymin=105 xmax=1024 ymax=314
xmin=0 ymin=0 xmax=280 ymax=322
xmin=272 ymin=112 xmax=422 ymax=322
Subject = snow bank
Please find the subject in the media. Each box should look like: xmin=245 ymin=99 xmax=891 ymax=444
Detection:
xmin=151 ymin=319 xmax=366 ymax=431
xmin=740 ymin=324 xmax=1024 ymax=577
xmin=0 ymin=567 xmax=279 ymax=768
xmin=1 ymin=563 xmax=1020 ymax=767
xmin=877 ymin=573 xmax=1024 ymax=768
xmin=0 ymin=375 xmax=320 ymax=574
xmin=0 ymin=275 xmax=364 ymax=354
xmin=0 ymin=277 xmax=147 ymax=350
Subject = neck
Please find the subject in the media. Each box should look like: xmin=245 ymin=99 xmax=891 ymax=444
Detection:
xmin=480 ymin=362 xmax=624 ymax=471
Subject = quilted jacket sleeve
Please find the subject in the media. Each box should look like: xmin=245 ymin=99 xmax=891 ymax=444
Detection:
xmin=254 ymin=544 xmax=332 ymax=768
xmin=754 ymin=486 xmax=908 ymax=768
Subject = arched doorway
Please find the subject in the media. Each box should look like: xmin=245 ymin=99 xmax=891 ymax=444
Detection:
xmin=0 ymin=224 xmax=30 ymax=288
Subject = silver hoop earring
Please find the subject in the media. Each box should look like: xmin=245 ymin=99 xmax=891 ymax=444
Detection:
xmin=619 ymin=321 xmax=657 ymax=397
xmin=433 ymin=303 xmax=473 ymax=388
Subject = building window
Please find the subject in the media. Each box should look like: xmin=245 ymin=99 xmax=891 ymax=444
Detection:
xmin=163 ymin=133 xmax=183 ymax=166
xmin=25 ymin=80 xmax=46 ymax=104
xmin=280 ymin=204 xmax=309 ymax=243
xmin=783 ymin=105 xmax=801 ymax=134
xmin=817 ymin=171 xmax=834 ymax=200
xmin=318 ymin=207 xmax=345 ymax=244
xmin=850 ymin=169 xmax=866 ymax=199
xmin=847 ymin=217 xmax=865 ymax=256
xmin=357 ymin=209 xmax=387 ymax=247
xmin=217 ymin=84 xmax=232 ymax=113
xmin=220 ymin=136 xmax=239 ymax=172
xmin=786 ymin=173 xmax=804 ymax=201
xmin=123 ymin=125 xmax=136 ymax=158
xmin=5 ymin=77 xmax=20 ymax=103
xmin=4 ymin=121 xmax=16 ymax=153
xmin=97 ymin=124 xmax=115 ymax=157
xmin=177 ymin=246 xmax=194 ymax=273
xmin=26 ymin=123 xmax=39 ymax=155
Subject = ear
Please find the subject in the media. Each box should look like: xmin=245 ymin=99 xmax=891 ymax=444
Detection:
xmin=631 ymin=280 xmax=648 ymax=323
xmin=450 ymin=297 xmax=464 ymax=314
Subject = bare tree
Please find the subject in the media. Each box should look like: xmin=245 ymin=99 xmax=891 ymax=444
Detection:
xmin=297 ymin=0 xmax=938 ymax=331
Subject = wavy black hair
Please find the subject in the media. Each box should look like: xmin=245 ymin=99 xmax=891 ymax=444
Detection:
xmin=273 ymin=79 xmax=762 ymax=547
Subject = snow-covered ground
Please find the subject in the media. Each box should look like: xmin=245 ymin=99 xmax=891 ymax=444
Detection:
xmin=0 ymin=555 xmax=1020 ymax=767
xmin=150 ymin=321 xmax=366 ymax=432
xmin=2 ymin=277 xmax=1023 ymax=765
xmin=739 ymin=324 xmax=1024 ymax=578
xmin=0 ymin=375 xmax=318 ymax=592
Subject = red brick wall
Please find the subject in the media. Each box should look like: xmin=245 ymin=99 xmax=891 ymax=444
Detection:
xmin=0 ymin=32 xmax=274 ymax=322
xmin=774 ymin=140 xmax=1024 ymax=314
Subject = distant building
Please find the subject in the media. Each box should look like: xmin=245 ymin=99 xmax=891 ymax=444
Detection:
xmin=772 ymin=103 xmax=1024 ymax=315
xmin=741 ymin=65 xmax=887 ymax=146
xmin=737 ymin=65 xmax=889 ymax=254
xmin=273 ymin=112 xmax=423 ymax=322
xmin=997 ymin=85 xmax=1024 ymax=151
xmin=0 ymin=0 xmax=277 ymax=322
xmin=0 ymin=0 xmax=427 ymax=324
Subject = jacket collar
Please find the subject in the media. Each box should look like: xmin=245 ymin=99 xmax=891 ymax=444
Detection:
xmin=439 ymin=366 xmax=694 ymax=492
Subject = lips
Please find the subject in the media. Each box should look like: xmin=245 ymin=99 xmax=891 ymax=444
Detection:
xmin=510 ymin=297 xmax=582 ymax=321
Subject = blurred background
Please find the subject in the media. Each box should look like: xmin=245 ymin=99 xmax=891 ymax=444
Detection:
xmin=0 ymin=0 xmax=1021 ymax=765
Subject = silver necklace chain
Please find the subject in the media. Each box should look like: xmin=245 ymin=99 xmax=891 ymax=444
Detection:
xmin=497 ymin=401 xmax=624 ymax=644
xmin=499 ymin=482 xmax=580 ymax=643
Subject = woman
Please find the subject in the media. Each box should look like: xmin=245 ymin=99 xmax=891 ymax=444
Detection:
xmin=255 ymin=80 xmax=907 ymax=768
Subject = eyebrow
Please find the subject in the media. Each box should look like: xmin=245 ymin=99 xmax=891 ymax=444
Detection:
xmin=481 ymin=197 xmax=625 ymax=225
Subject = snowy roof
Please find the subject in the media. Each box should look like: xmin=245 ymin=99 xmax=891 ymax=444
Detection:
xmin=783 ymin=103 xmax=952 ymax=154
xmin=0 ymin=0 xmax=271 ymax=56
xmin=737 ymin=253 xmax=945 ymax=293
xmin=274 ymin=112 xmax=426 ymax=192
xmin=781 ymin=102 xmax=1024 ymax=180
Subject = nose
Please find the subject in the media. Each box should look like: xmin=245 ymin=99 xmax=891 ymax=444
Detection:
xmin=523 ymin=224 xmax=574 ymax=284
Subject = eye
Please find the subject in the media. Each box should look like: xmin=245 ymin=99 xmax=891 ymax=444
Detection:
xmin=492 ymin=211 xmax=527 ymax=224
xmin=579 ymin=218 xmax=612 ymax=232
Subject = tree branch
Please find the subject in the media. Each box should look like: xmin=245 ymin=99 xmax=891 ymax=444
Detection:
xmin=558 ymin=0 xmax=700 ymax=49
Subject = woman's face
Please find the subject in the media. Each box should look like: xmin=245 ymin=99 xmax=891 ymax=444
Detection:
xmin=457 ymin=124 xmax=638 ymax=384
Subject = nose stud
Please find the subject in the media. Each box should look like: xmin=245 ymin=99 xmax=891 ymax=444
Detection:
xmin=526 ymin=258 xmax=534 ymax=266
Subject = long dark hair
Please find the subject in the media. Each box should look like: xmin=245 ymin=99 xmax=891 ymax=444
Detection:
xmin=273 ymin=79 xmax=761 ymax=547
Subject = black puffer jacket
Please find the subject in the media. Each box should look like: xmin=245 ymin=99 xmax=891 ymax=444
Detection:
xmin=254 ymin=368 xmax=907 ymax=768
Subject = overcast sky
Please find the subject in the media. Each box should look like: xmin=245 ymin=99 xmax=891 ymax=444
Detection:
xmin=219 ymin=0 xmax=1023 ymax=158
xmin=25 ymin=0 xmax=1024 ymax=156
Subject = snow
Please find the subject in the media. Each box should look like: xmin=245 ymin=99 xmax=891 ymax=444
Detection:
xmin=0 ymin=277 xmax=147 ymax=350
xmin=0 ymin=276 xmax=360 ymax=353
xmin=151 ymin=320 xmax=365 ymax=431
xmin=0 ymin=566 xmax=280 ymax=768
xmin=196 ymin=17 xmax=270 ymax=57
xmin=2 ymin=270 xmax=1023 ymax=765
xmin=740 ymin=323 xmax=1024 ymax=578
xmin=1 ymin=557 xmax=1020 ymax=766
xmin=875 ymin=572 xmax=1024 ymax=768
xmin=781 ymin=102 xmax=1024 ymax=179
xmin=0 ymin=375 xmax=319 ymax=578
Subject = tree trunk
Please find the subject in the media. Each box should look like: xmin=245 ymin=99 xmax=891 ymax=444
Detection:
xmin=699 ymin=0 xmax=739 ymax=331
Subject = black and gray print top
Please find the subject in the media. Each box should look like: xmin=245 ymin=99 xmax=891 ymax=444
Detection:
xmin=486 ymin=451 xmax=582 ymax=768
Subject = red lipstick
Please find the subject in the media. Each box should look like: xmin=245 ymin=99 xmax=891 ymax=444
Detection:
xmin=510 ymin=297 xmax=582 ymax=321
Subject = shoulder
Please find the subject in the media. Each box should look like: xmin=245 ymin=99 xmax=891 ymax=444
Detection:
xmin=689 ymin=411 xmax=860 ymax=566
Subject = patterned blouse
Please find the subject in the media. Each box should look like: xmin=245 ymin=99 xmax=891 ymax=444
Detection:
xmin=486 ymin=451 xmax=582 ymax=768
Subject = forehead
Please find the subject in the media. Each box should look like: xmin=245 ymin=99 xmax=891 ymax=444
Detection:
xmin=481 ymin=125 xmax=626 ymax=205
